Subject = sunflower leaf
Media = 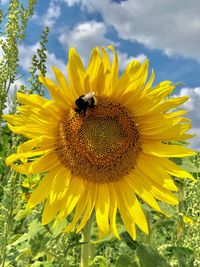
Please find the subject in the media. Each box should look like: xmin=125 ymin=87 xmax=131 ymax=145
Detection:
xmin=121 ymin=231 xmax=139 ymax=250
xmin=115 ymin=255 xmax=139 ymax=267
xmin=137 ymin=244 xmax=171 ymax=267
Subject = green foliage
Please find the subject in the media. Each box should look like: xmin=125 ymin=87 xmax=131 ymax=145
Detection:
xmin=28 ymin=27 xmax=49 ymax=95
xmin=115 ymin=255 xmax=136 ymax=267
xmin=137 ymin=245 xmax=171 ymax=267
xmin=0 ymin=0 xmax=37 ymax=117
xmin=90 ymin=256 xmax=108 ymax=267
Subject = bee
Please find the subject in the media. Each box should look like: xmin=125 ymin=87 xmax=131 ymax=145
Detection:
xmin=75 ymin=92 xmax=96 ymax=115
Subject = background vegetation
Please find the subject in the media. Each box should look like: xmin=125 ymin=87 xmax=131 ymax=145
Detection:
xmin=0 ymin=1 xmax=199 ymax=266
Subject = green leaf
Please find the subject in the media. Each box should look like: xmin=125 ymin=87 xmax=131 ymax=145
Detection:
xmin=137 ymin=245 xmax=171 ymax=267
xmin=121 ymin=231 xmax=139 ymax=250
xmin=173 ymin=81 xmax=185 ymax=88
xmin=15 ymin=209 xmax=31 ymax=221
xmin=0 ymin=143 xmax=3 ymax=151
xmin=115 ymin=255 xmax=139 ymax=267
xmin=28 ymin=220 xmax=51 ymax=256
xmin=30 ymin=261 xmax=53 ymax=267
xmin=180 ymin=157 xmax=198 ymax=173
xmin=52 ymin=218 xmax=68 ymax=237
xmin=90 ymin=256 xmax=108 ymax=267
xmin=166 ymin=246 xmax=194 ymax=267
xmin=9 ymin=233 xmax=29 ymax=247
xmin=169 ymin=246 xmax=193 ymax=255
xmin=172 ymin=157 xmax=198 ymax=173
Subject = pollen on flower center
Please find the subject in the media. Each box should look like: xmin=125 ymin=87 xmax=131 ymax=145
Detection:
xmin=56 ymin=98 xmax=141 ymax=183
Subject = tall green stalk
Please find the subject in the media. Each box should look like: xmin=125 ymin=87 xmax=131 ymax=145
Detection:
xmin=81 ymin=215 xmax=94 ymax=267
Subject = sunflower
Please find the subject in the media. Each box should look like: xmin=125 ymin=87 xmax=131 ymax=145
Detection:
xmin=3 ymin=46 xmax=195 ymax=240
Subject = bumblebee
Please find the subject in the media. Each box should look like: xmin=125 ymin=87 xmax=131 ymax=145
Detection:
xmin=75 ymin=92 xmax=96 ymax=115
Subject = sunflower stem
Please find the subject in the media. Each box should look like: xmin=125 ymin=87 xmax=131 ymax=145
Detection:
xmin=81 ymin=214 xmax=93 ymax=267
xmin=145 ymin=210 xmax=151 ymax=244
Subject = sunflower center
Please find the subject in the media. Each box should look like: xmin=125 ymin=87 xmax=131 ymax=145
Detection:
xmin=79 ymin=116 xmax=127 ymax=161
xmin=56 ymin=98 xmax=141 ymax=183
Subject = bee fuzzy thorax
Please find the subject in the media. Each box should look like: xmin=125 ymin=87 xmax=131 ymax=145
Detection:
xmin=74 ymin=92 xmax=96 ymax=115
xmin=82 ymin=92 xmax=95 ymax=101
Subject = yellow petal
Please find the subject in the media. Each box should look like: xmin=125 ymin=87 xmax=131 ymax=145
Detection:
xmin=142 ymin=142 xmax=196 ymax=157
xmin=3 ymin=114 xmax=25 ymax=126
xmin=151 ymin=185 xmax=179 ymax=205
xmin=6 ymin=149 xmax=51 ymax=166
xmin=153 ymin=96 xmax=189 ymax=112
xmin=95 ymin=183 xmax=110 ymax=238
xmin=101 ymin=47 xmax=111 ymax=71
xmin=29 ymin=151 xmax=60 ymax=174
xmin=109 ymin=183 xmax=120 ymax=239
xmin=124 ymin=60 xmax=149 ymax=95
xmin=114 ymin=61 xmax=134 ymax=98
xmin=108 ymin=46 xmax=118 ymax=94
xmin=17 ymin=136 xmax=56 ymax=153
xmin=119 ymin=180 xmax=149 ymax=234
xmin=136 ymin=153 xmax=178 ymax=191
xmin=142 ymin=123 xmax=192 ymax=141
xmin=147 ymin=84 xmax=175 ymax=99
xmin=7 ymin=122 xmax=51 ymax=138
xmin=50 ymin=167 xmax=71 ymax=203
xmin=58 ymin=177 xmax=84 ymax=220
xmin=27 ymin=167 xmax=58 ymax=209
xmin=52 ymin=66 xmax=76 ymax=102
xmin=134 ymin=168 xmax=179 ymax=205
xmin=113 ymin=183 xmax=136 ymax=240
xmin=92 ymin=62 xmax=105 ymax=96
xmin=64 ymin=182 xmax=91 ymax=232
xmin=9 ymin=162 xmax=32 ymax=174
xmin=124 ymin=173 xmax=161 ymax=212
xmin=42 ymin=198 xmax=61 ymax=224
xmin=86 ymin=47 xmax=101 ymax=85
xmin=76 ymin=182 xmax=97 ymax=233
xmin=39 ymin=75 xmax=69 ymax=110
xmin=144 ymin=69 xmax=155 ymax=92
xmin=165 ymin=110 xmax=188 ymax=118
xmin=149 ymin=156 xmax=195 ymax=181
xmin=67 ymin=47 xmax=85 ymax=95
xmin=17 ymin=92 xmax=47 ymax=107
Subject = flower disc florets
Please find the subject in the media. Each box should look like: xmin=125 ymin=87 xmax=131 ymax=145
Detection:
xmin=56 ymin=97 xmax=140 ymax=183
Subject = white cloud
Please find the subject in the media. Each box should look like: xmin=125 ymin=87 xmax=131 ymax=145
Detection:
xmin=45 ymin=51 xmax=67 ymax=76
xmin=33 ymin=0 xmax=61 ymax=28
xmin=0 ymin=45 xmax=3 ymax=59
xmin=174 ymin=87 xmax=200 ymax=150
xmin=0 ymin=36 xmax=6 ymax=58
xmin=19 ymin=43 xmax=40 ymax=72
xmin=18 ymin=43 xmax=67 ymax=80
xmin=64 ymin=0 xmax=200 ymax=62
xmin=58 ymin=20 xmax=146 ymax=70
xmin=117 ymin=51 xmax=147 ymax=70
xmin=3 ymin=78 xmax=26 ymax=115
xmin=1 ymin=0 xmax=9 ymax=4
xmin=63 ymin=0 xmax=79 ymax=6
xmin=58 ymin=21 xmax=114 ymax=63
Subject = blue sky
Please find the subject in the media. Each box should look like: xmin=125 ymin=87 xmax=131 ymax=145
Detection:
xmin=2 ymin=0 xmax=200 ymax=149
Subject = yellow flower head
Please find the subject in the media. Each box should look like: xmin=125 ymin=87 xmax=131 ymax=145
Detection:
xmin=3 ymin=46 xmax=196 ymax=240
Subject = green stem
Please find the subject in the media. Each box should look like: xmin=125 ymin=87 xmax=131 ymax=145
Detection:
xmin=81 ymin=214 xmax=93 ymax=267
xmin=145 ymin=211 xmax=151 ymax=244
xmin=1 ymin=171 xmax=18 ymax=267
